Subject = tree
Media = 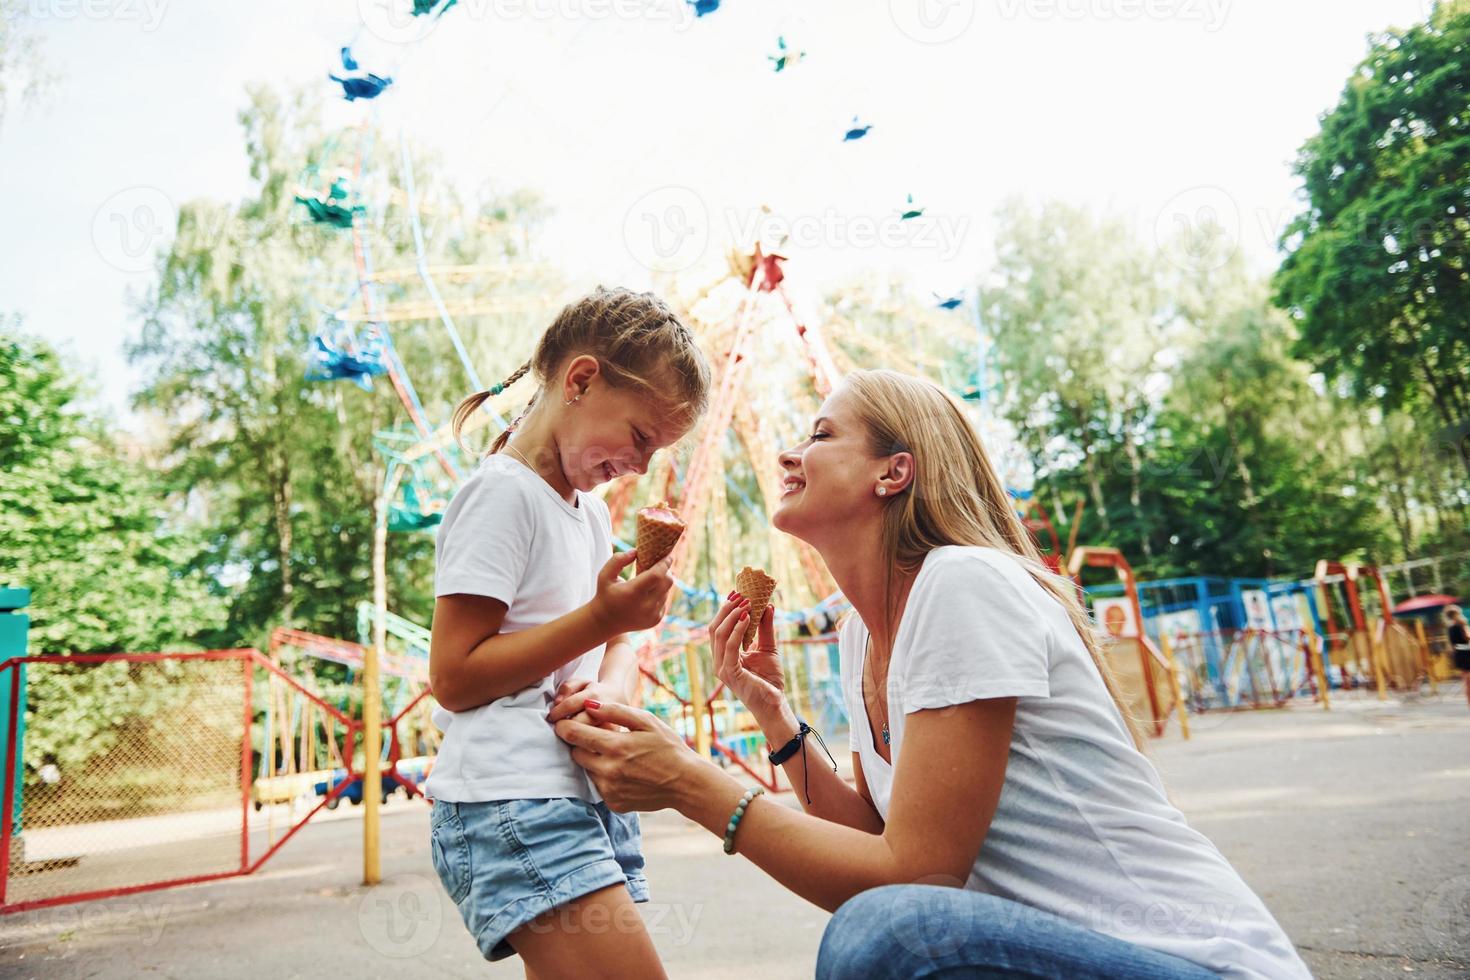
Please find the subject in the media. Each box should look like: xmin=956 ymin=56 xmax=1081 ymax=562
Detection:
xmin=0 ymin=1 xmax=51 ymax=128
xmin=1274 ymin=2 xmax=1470 ymax=479
xmin=981 ymin=202 xmax=1391 ymax=578
xmin=129 ymin=86 xmax=565 ymax=648
xmin=0 ymin=324 xmax=226 ymax=654
xmin=980 ymin=200 xmax=1175 ymax=547
xmin=0 ymin=324 xmax=232 ymax=791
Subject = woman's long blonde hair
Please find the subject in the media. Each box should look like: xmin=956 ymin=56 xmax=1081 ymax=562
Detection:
xmin=845 ymin=369 xmax=1148 ymax=751
xmin=453 ymin=286 xmax=711 ymax=454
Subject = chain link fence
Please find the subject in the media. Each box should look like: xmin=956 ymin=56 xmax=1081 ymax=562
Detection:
xmin=3 ymin=652 xmax=250 ymax=911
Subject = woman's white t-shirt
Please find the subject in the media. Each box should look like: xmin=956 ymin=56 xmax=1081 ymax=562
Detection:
xmin=424 ymin=453 xmax=612 ymax=804
xmin=840 ymin=546 xmax=1311 ymax=980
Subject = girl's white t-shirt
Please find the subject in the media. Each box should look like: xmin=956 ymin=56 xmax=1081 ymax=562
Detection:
xmin=841 ymin=546 xmax=1312 ymax=980
xmin=424 ymin=453 xmax=611 ymax=803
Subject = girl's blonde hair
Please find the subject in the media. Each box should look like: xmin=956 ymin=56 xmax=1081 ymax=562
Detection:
xmin=453 ymin=286 xmax=711 ymax=454
xmin=1446 ymin=604 xmax=1466 ymax=626
xmin=844 ymin=369 xmax=1148 ymax=752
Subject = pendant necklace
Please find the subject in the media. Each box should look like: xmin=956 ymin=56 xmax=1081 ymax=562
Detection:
xmin=866 ymin=635 xmax=890 ymax=746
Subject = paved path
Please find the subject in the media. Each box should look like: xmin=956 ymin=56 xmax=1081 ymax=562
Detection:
xmin=1 ymin=687 xmax=1466 ymax=978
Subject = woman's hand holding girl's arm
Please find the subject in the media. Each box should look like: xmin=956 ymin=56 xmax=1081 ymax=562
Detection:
xmin=709 ymin=597 xmax=884 ymax=833
xmin=556 ymin=695 xmax=1016 ymax=913
xmin=546 ymin=633 xmax=642 ymax=725
xmin=430 ymin=550 xmax=673 ymax=712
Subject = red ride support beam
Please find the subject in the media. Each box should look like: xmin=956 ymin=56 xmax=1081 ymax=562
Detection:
xmin=240 ymin=652 xmax=252 ymax=871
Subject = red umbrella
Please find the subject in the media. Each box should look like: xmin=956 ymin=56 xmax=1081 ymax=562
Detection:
xmin=1392 ymin=593 xmax=1460 ymax=615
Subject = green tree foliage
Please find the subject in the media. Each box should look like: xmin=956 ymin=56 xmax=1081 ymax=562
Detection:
xmin=981 ymin=200 xmax=1173 ymax=543
xmin=0 ymin=325 xmax=226 ymax=653
xmin=0 ymin=324 xmax=230 ymax=788
xmin=129 ymin=86 xmax=567 ymax=649
xmin=1275 ymin=2 xmax=1470 ymax=480
xmin=981 ymin=203 xmax=1391 ymax=579
xmin=0 ymin=0 xmax=50 ymax=128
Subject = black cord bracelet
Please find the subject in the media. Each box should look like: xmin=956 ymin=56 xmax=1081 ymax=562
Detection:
xmin=768 ymin=720 xmax=838 ymax=803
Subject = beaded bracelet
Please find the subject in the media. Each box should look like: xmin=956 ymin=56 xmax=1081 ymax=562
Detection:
xmin=722 ymin=787 xmax=765 ymax=855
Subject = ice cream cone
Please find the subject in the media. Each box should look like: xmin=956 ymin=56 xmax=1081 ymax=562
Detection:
xmin=635 ymin=502 xmax=686 ymax=573
xmin=735 ymin=566 xmax=777 ymax=650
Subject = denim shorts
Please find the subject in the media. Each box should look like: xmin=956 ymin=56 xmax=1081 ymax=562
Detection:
xmin=428 ymin=797 xmax=648 ymax=962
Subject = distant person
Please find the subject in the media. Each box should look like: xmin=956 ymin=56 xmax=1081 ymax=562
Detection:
xmin=426 ymin=287 xmax=710 ymax=977
xmin=1447 ymin=604 xmax=1470 ymax=708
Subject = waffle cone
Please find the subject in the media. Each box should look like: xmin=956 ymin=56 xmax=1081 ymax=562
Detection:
xmin=735 ymin=566 xmax=777 ymax=650
xmin=635 ymin=503 xmax=686 ymax=573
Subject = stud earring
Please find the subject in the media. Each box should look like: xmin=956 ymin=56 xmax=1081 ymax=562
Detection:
xmin=877 ymin=487 xmax=887 ymax=496
xmin=564 ymin=393 xmax=583 ymax=406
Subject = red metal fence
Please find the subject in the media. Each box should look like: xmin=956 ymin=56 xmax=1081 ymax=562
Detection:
xmin=0 ymin=648 xmax=421 ymax=915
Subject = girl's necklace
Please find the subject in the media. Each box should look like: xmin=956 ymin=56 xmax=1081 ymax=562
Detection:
xmin=865 ymin=635 xmax=890 ymax=747
xmin=503 ymin=442 xmax=534 ymax=471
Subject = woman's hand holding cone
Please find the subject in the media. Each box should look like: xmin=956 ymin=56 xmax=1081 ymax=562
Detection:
xmin=709 ymin=592 xmax=786 ymax=719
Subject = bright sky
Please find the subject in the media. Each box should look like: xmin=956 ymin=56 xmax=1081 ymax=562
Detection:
xmin=0 ymin=0 xmax=1433 ymax=421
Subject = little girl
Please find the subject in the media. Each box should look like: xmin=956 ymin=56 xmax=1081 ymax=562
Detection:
xmin=425 ymin=286 xmax=710 ymax=977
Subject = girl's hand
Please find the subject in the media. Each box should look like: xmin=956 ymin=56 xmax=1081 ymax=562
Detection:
xmin=590 ymin=550 xmax=675 ymax=635
xmin=710 ymin=594 xmax=787 ymax=719
xmin=547 ymin=678 xmax=627 ymax=727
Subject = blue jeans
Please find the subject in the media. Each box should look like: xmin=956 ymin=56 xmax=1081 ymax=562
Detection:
xmin=817 ymin=885 xmax=1220 ymax=979
xmin=429 ymin=798 xmax=647 ymax=961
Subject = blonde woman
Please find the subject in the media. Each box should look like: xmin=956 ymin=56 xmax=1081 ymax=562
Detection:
xmin=552 ymin=370 xmax=1310 ymax=979
xmin=1446 ymin=604 xmax=1470 ymax=707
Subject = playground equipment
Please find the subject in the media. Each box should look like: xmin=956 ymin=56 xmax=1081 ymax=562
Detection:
xmin=1087 ymin=574 xmax=1325 ymax=712
xmin=1311 ymin=560 xmax=1435 ymax=697
xmin=1067 ymin=547 xmax=1185 ymax=738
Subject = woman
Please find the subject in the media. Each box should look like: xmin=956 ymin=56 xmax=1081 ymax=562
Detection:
xmin=1446 ymin=604 xmax=1470 ymax=708
xmin=551 ymin=370 xmax=1311 ymax=979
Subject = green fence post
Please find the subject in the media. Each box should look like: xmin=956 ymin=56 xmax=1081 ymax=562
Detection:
xmin=0 ymin=586 xmax=30 ymax=856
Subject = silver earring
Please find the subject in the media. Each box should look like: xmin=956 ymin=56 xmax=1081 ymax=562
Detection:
xmin=877 ymin=487 xmax=887 ymax=496
xmin=564 ymin=393 xmax=582 ymax=406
